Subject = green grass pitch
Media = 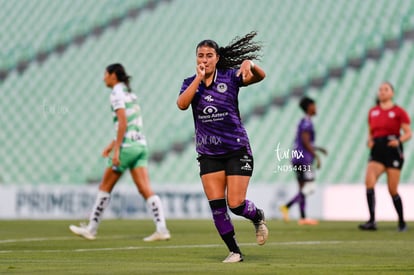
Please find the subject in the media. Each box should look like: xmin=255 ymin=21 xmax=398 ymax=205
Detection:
xmin=0 ymin=219 xmax=413 ymax=274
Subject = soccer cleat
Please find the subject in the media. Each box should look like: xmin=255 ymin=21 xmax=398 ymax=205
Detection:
xmin=69 ymin=223 xmax=96 ymax=240
xmin=279 ymin=205 xmax=289 ymax=223
xmin=143 ymin=230 xmax=171 ymax=242
xmin=358 ymin=221 xmax=377 ymax=231
xmin=222 ymin=252 xmax=243 ymax=263
xmin=398 ymin=222 xmax=407 ymax=232
xmin=254 ymin=209 xmax=268 ymax=245
xmin=298 ymin=218 xmax=319 ymax=225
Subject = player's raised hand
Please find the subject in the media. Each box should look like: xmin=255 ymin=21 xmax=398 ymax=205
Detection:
xmin=196 ymin=63 xmax=205 ymax=79
xmin=318 ymin=147 xmax=328 ymax=155
xmin=237 ymin=60 xmax=253 ymax=79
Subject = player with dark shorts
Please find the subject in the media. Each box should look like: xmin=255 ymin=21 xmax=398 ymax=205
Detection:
xmin=279 ymin=97 xmax=327 ymax=225
xmin=177 ymin=32 xmax=268 ymax=263
xmin=359 ymin=82 xmax=411 ymax=232
xmin=198 ymin=147 xmax=254 ymax=177
xmin=369 ymin=135 xmax=404 ymax=169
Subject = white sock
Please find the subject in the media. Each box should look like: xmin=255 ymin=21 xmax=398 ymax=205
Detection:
xmin=87 ymin=190 xmax=111 ymax=234
xmin=146 ymin=195 xmax=168 ymax=233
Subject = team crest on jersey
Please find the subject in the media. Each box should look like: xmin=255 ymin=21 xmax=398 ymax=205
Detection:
xmin=389 ymin=111 xmax=396 ymax=118
xmin=217 ymin=83 xmax=227 ymax=93
xmin=371 ymin=110 xmax=380 ymax=117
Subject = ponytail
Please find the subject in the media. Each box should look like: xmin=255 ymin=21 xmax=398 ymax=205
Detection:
xmin=196 ymin=31 xmax=262 ymax=70
xmin=106 ymin=63 xmax=132 ymax=92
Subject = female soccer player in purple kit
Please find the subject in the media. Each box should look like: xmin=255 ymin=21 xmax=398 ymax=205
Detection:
xmin=177 ymin=31 xmax=268 ymax=263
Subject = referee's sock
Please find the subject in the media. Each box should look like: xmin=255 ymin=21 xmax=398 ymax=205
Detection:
xmin=392 ymin=194 xmax=404 ymax=224
xmin=209 ymin=199 xmax=241 ymax=254
xmin=366 ymin=188 xmax=375 ymax=223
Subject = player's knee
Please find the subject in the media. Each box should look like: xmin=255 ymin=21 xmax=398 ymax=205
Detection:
xmin=388 ymin=187 xmax=398 ymax=197
xmin=229 ymin=201 xmax=245 ymax=216
xmin=365 ymin=176 xmax=376 ymax=189
xmin=387 ymin=182 xmax=400 ymax=197
xmin=226 ymin=193 xmax=246 ymax=209
xmin=302 ymin=182 xmax=316 ymax=196
xmin=138 ymin=186 xmax=154 ymax=199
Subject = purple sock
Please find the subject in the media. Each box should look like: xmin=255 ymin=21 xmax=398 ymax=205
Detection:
xmin=241 ymin=199 xmax=258 ymax=220
xmin=209 ymin=199 xmax=240 ymax=253
xmin=209 ymin=199 xmax=234 ymax=235
xmin=229 ymin=199 xmax=260 ymax=222
xmin=286 ymin=192 xmax=302 ymax=207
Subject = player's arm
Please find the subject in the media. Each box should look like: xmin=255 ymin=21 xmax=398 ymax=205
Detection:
xmin=112 ymin=108 xmax=127 ymax=166
xmin=399 ymin=123 xmax=412 ymax=143
xmin=301 ymin=131 xmax=321 ymax=168
xmin=177 ymin=64 xmax=205 ymax=110
xmin=388 ymin=123 xmax=412 ymax=147
xmin=238 ymin=60 xmax=266 ymax=86
xmin=367 ymin=126 xmax=374 ymax=148
xmin=314 ymin=146 xmax=328 ymax=155
xmin=102 ymin=140 xmax=115 ymax=157
xmin=366 ymin=110 xmax=376 ymax=148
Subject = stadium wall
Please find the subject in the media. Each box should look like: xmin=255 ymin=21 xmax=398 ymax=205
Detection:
xmin=0 ymin=183 xmax=413 ymax=221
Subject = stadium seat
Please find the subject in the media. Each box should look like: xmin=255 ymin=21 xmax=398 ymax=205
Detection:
xmin=1 ymin=0 xmax=414 ymax=185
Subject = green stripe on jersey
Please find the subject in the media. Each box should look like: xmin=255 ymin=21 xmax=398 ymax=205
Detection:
xmin=110 ymin=83 xmax=146 ymax=147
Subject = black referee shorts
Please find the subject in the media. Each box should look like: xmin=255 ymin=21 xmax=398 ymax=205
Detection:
xmin=369 ymin=136 xmax=404 ymax=170
xmin=197 ymin=147 xmax=254 ymax=176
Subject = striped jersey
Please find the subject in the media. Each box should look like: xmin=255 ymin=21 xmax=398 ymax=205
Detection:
xmin=180 ymin=69 xmax=251 ymax=155
xmin=110 ymin=83 xmax=146 ymax=147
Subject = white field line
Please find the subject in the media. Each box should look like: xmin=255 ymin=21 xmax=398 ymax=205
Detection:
xmin=0 ymin=239 xmax=346 ymax=254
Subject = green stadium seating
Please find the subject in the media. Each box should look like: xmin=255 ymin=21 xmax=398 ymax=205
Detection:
xmin=151 ymin=42 xmax=414 ymax=185
xmin=0 ymin=0 xmax=413 ymax=185
xmin=0 ymin=0 xmax=151 ymax=71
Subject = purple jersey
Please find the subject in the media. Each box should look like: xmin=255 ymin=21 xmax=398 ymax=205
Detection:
xmin=292 ymin=116 xmax=315 ymax=165
xmin=180 ymin=69 xmax=251 ymax=155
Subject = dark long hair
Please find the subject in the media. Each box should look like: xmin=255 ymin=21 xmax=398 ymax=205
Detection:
xmin=106 ymin=63 xmax=132 ymax=92
xmin=196 ymin=31 xmax=262 ymax=70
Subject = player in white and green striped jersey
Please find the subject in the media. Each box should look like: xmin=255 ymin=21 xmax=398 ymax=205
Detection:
xmin=70 ymin=63 xmax=170 ymax=242
xmin=110 ymin=81 xmax=146 ymax=149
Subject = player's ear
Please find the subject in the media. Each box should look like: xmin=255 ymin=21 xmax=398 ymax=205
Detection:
xmin=215 ymin=54 xmax=220 ymax=64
